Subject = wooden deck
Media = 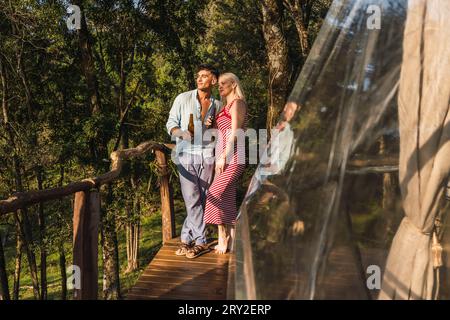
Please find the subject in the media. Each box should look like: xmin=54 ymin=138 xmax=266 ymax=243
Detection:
xmin=126 ymin=238 xmax=231 ymax=300
xmin=125 ymin=237 xmax=388 ymax=300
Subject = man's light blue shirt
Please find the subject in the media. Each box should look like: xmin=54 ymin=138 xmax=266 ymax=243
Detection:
xmin=166 ymin=89 xmax=221 ymax=157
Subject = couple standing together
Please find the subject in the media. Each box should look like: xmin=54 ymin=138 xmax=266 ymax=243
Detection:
xmin=166 ymin=64 xmax=247 ymax=259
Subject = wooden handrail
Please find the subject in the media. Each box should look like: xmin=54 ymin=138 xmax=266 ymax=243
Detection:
xmin=0 ymin=140 xmax=176 ymax=300
xmin=0 ymin=141 xmax=175 ymax=215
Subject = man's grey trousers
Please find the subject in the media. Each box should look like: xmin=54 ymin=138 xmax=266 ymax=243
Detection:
xmin=177 ymin=152 xmax=215 ymax=245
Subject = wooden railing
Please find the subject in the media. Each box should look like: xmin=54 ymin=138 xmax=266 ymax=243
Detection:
xmin=0 ymin=141 xmax=176 ymax=300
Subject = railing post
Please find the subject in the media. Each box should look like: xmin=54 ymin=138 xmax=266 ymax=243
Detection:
xmin=155 ymin=149 xmax=175 ymax=243
xmin=73 ymin=189 xmax=100 ymax=300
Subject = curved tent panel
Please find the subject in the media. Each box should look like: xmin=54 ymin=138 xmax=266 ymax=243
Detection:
xmin=233 ymin=0 xmax=450 ymax=300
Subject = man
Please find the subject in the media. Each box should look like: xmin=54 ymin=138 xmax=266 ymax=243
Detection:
xmin=166 ymin=64 xmax=221 ymax=258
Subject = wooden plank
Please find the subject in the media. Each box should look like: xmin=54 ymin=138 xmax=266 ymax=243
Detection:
xmin=132 ymin=280 xmax=226 ymax=292
xmin=127 ymin=291 xmax=225 ymax=300
xmin=128 ymin=285 xmax=226 ymax=298
xmin=151 ymin=256 xmax=229 ymax=266
xmin=139 ymin=267 xmax=228 ymax=280
xmin=137 ymin=273 xmax=227 ymax=284
xmin=147 ymin=261 xmax=228 ymax=271
xmin=157 ymin=252 xmax=230 ymax=262
xmin=155 ymin=247 xmax=229 ymax=258
xmin=151 ymin=254 xmax=229 ymax=266
xmin=138 ymin=278 xmax=226 ymax=288
xmin=162 ymin=238 xmax=219 ymax=247
xmin=148 ymin=261 xmax=228 ymax=274
xmin=142 ymin=268 xmax=227 ymax=280
xmin=126 ymin=292 xmax=222 ymax=300
xmin=158 ymin=246 xmax=230 ymax=260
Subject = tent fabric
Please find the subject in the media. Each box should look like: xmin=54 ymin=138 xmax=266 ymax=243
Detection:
xmin=379 ymin=0 xmax=450 ymax=300
xmin=233 ymin=0 xmax=450 ymax=300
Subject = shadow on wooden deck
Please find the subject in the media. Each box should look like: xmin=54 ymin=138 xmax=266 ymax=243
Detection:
xmin=126 ymin=238 xmax=232 ymax=300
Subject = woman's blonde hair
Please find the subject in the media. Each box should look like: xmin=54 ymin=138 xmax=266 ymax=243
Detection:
xmin=219 ymin=73 xmax=246 ymax=110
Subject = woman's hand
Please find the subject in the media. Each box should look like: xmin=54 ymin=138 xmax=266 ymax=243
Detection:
xmin=215 ymin=155 xmax=226 ymax=176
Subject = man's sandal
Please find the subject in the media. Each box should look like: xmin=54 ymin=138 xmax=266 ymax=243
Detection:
xmin=175 ymin=242 xmax=193 ymax=256
xmin=186 ymin=244 xmax=211 ymax=259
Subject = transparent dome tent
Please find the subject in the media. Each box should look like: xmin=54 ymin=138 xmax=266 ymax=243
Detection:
xmin=231 ymin=0 xmax=450 ymax=300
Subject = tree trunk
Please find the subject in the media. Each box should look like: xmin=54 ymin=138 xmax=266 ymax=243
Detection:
xmin=1 ymin=58 xmax=39 ymax=299
xmin=13 ymin=223 xmax=22 ymax=300
xmin=379 ymin=136 xmax=396 ymax=242
xmin=74 ymin=0 xmax=102 ymax=116
xmin=59 ymin=242 xmax=67 ymax=300
xmin=261 ymin=0 xmax=290 ymax=130
xmin=122 ymin=137 xmax=139 ymax=273
xmin=15 ymin=210 xmax=40 ymax=299
xmin=73 ymin=0 xmax=108 ymax=170
xmin=0 ymin=57 xmax=10 ymax=301
xmin=57 ymin=165 xmax=67 ymax=300
xmin=12 ymin=160 xmax=40 ymax=300
xmin=126 ymin=191 xmax=140 ymax=273
xmin=134 ymin=198 xmax=140 ymax=270
xmin=125 ymin=223 xmax=139 ymax=273
xmin=283 ymin=0 xmax=312 ymax=58
xmin=293 ymin=13 xmax=310 ymax=58
xmin=0 ymin=231 xmax=10 ymax=300
xmin=122 ymin=68 xmax=140 ymax=273
xmin=101 ymin=184 xmax=121 ymax=300
xmin=36 ymin=168 xmax=47 ymax=300
xmin=73 ymin=0 xmax=120 ymax=299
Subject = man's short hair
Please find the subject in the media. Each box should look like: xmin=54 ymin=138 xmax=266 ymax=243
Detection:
xmin=197 ymin=63 xmax=220 ymax=79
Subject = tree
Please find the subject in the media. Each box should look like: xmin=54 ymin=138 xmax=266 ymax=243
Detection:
xmin=261 ymin=0 xmax=290 ymax=130
xmin=0 ymin=230 xmax=9 ymax=300
xmin=283 ymin=0 xmax=313 ymax=58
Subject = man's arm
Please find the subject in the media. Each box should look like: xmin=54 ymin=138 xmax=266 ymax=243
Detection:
xmin=166 ymin=95 xmax=191 ymax=140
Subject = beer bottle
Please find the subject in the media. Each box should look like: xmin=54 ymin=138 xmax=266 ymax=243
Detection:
xmin=188 ymin=113 xmax=195 ymax=139
xmin=208 ymin=107 xmax=216 ymax=142
xmin=209 ymin=107 xmax=216 ymax=128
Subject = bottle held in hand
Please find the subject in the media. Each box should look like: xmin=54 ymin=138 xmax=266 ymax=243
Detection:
xmin=208 ymin=107 xmax=216 ymax=128
xmin=188 ymin=113 xmax=195 ymax=141
xmin=206 ymin=108 xmax=216 ymax=142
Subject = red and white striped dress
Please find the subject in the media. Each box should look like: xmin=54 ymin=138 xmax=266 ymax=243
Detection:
xmin=204 ymin=99 xmax=247 ymax=225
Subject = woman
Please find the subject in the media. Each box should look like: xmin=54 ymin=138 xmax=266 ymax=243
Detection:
xmin=204 ymin=73 xmax=247 ymax=254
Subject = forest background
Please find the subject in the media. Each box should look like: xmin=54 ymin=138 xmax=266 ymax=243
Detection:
xmin=0 ymin=0 xmax=331 ymax=299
